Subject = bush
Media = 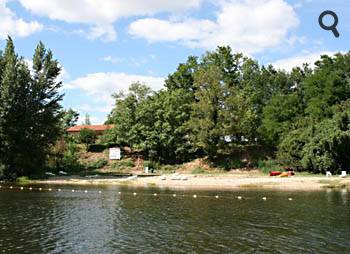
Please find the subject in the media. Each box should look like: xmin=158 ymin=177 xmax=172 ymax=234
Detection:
xmin=278 ymin=111 xmax=350 ymax=173
xmin=216 ymin=158 xmax=245 ymax=170
xmin=78 ymin=128 xmax=96 ymax=150
xmin=16 ymin=176 xmax=30 ymax=184
xmin=258 ymin=160 xmax=281 ymax=174
xmin=61 ymin=142 xmax=83 ymax=172
xmin=111 ymin=159 xmax=134 ymax=170
xmin=88 ymin=144 xmax=107 ymax=153
xmin=191 ymin=167 xmax=206 ymax=174
xmin=87 ymin=158 xmax=108 ymax=170
xmin=160 ymin=165 xmax=178 ymax=172
xmin=144 ymin=160 xmax=159 ymax=169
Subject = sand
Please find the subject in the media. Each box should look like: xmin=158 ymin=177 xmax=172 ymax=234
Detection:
xmin=30 ymin=173 xmax=350 ymax=191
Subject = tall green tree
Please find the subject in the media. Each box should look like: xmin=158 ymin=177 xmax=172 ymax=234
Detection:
xmin=0 ymin=38 xmax=63 ymax=179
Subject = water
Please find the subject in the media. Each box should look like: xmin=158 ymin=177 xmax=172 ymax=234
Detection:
xmin=0 ymin=185 xmax=349 ymax=253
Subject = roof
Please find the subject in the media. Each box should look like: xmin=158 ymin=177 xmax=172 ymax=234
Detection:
xmin=67 ymin=124 xmax=115 ymax=132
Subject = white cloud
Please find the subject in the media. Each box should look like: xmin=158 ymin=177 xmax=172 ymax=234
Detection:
xmin=64 ymin=72 xmax=165 ymax=114
xmin=271 ymin=51 xmax=338 ymax=71
xmin=129 ymin=0 xmax=299 ymax=54
xmin=18 ymin=0 xmax=202 ymax=41
xmin=0 ymin=0 xmax=42 ymax=38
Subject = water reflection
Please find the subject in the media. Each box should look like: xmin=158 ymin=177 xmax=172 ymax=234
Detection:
xmin=0 ymin=186 xmax=349 ymax=253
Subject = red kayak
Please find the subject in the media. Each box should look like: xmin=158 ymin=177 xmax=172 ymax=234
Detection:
xmin=269 ymin=171 xmax=282 ymax=176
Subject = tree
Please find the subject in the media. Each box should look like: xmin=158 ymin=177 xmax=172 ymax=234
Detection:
xmin=84 ymin=114 xmax=91 ymax=125
xmin=62 ymin=108 xmax=79 ymax=129
xmin=0 ymin=37 xmax=63 ymax=179
xmin=78 ymin=128 xmax=96 ymax=151
xmin=188 ymin=64 xmax=226 ymax=159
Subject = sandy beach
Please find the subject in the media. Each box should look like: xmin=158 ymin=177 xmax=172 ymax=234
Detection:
xmin=30 ymin=173 xmax=350 ymax=191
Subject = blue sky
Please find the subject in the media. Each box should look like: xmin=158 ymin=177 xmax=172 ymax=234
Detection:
xmin=1 ymin=0 xmax=350 ymax=124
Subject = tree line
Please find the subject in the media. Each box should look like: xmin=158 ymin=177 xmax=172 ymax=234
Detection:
xmin=0 ymin=37 xmax=349 ymax=179
xmin=105 ymin=47 xmax=350 ymax=173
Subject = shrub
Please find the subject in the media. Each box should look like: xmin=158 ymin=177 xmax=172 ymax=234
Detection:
xmin=258 ymin=160 xmax=281 ymax=174
xmin=143 ymin=160 xmax=159 ymax=169
xmin=191 ymin=167 xmax=206 ymax=174
xmin=111 ymin=159 xmax=134 ymax=170
xmin=16 ymin=176 xmax=30 ymax=184
xmin=160 ymin=165 xmax=178 ymax=172
xmin=78 ymin=128 xmax=96 ymax=150
xmin=61 ymin=142 xmax=83 ymax=172
xmin=216 ymin=158 xmax=245 ymax=170
xmin=87 ymin=158 xmax=108 ymax=170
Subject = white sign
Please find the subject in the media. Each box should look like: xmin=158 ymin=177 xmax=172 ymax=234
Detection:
xmin=109 ymin=147 xmax=121 ymax=160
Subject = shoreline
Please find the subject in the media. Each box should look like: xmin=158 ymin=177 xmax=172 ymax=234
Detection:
xmin=21 ymin=174 xmax=350 ymax=192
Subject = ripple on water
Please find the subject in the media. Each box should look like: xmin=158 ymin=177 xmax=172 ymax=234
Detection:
xmin=0 ymin=188 xmax=349 ymax=253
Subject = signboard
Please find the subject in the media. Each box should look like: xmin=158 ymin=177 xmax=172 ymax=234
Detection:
xmin=109 ymin=147 xmax=121 ymax=160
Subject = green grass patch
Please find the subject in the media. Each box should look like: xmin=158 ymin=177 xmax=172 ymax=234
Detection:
xmin=191 ymin=167 xmax=206 ymax=174
xmin=111 ymin=159 xmax=134 ymax=170
xmin=16 ymin=176 xmax=31 ymax=185
xmin=258 ymin=160 xmax=281 ymax=174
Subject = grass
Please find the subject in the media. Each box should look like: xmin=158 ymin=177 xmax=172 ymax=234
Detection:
xmin=191 ymin=167 xmax=206 ymax=174
xmin=257 ymin=160 xmax=281 ymax=174
xmin=16 ymin=176 xmax=31 ymax=185
xmin=110 ymin=159 xmax=134 ymax=171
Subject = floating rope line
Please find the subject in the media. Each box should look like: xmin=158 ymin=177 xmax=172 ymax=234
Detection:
xmin=0 ymin=185 xmax=295 ymax=201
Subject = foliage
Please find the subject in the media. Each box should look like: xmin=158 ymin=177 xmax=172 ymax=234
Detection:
xmin=16 ymin=176 xmax=30 ymax=184
xmin=191 ymin=167 xmax=206 ymax=174
xmin=84 ymin=114 xmax=91 ymax=125
xmin=0 ymin=37 xmax=63 ymax=179
xmin=62 ymin=108 xmax=79 ymax=130
xmin=111 ymin=159 xmax=134 ymax=170
xmin=78 ymin=128 xmax=96 ymax=150
xmin=100 ymin=48 xmax=350 ymax=173
xmin=257 ymin=160 xmax=281 ymax=174
xmin=160 ymin=164 xmax=178 ymax=172
xmin=143 ymin=160 xmax=159 ymax=169
xmin=60 ymin=142 xmax=82 ymax=172
xmin=86 ymin=158 xmax=108 ymax=170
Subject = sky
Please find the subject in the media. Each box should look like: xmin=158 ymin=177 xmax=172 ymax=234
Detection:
xmin=1 ymin=0 xmax=350 ymax=124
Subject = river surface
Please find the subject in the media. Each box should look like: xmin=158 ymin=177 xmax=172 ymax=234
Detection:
xmin=0 ymin=185 xmax=349 ymax=253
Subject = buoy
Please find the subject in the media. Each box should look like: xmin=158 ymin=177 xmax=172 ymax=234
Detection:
xmin=288 ymin=198 xmax=293 ymax=201
xmin=39 ymin=188 xmax=42 ymax=191
xmin=84 ymin=190 xmax=88 ymax=193
xmin=193 ymin=194 xmax=197 ymax=198
xmin=118 ymin=192 xmax=121 ymax=195
xmin=58 ymin=189 xmax=61 ymax=192
xmin=29 ymin=187 xmax=32 ymax=191
xmin=48 ymin=188 xmax=52 ymax=191
xmin=173 ymin=194 xmax=177 ymax=197
xmin=153 ymin=193 xmax=158 ymax=196
xmin=133 ymin=192 xmax=137 ymax=196
xmin=10 ymin=186 xmax=13 ymax=189
xmin=215 ymin=195 xmax=219 ymax=199
xmin=20 ymin=187 xmax=24 ymax=190
xmin=262 ymin=197 xmax=267 ymax=200
xmin=237 ymin=196 xmax=242 ymax=200
xmin=72 ymin=190 xmax=75 ymax=192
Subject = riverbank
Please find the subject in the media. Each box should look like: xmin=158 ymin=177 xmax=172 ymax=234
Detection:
xmin=27 ymin=173 xmax=350 ymax=191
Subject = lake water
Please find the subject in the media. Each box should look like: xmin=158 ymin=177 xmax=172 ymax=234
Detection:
xmin=0 ymin=185 xmax=349 ymax=253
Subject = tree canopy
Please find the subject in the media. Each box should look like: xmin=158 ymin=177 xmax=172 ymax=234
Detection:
xmin=105 ymin=47 xmax=350 ymax=173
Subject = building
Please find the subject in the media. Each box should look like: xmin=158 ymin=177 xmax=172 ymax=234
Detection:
xmin=67 ymin=124 xmax=115 ymax=136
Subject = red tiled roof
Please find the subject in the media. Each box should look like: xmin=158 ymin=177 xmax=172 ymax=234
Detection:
xmin=67 ymin=124 xmax=115 ymax=132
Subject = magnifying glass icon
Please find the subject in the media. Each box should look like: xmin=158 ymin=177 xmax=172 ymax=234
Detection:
xmin=319 ymin=10 xmax=340 ymax=38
